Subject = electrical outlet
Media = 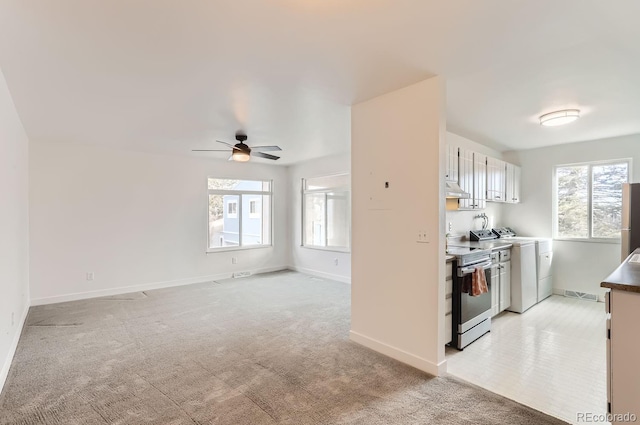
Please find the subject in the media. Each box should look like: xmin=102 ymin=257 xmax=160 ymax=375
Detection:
xmin=417 ymin=230 xmax=429 ymax=243
xmin=232 ymin=257 xmax=238 ymax=264
xmin=334 ymin=258 xmax=339 ymax=266
xmin=86 ymin=272 xmax=95 ymax=281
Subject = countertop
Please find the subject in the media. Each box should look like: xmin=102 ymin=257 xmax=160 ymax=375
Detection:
xmin=601 ymin=248 xmax=640 ymax=293
xmin=446 ymin=255 xmax=455 ymax=262
xmin=447 ymin=240 xmax=513 ymax=251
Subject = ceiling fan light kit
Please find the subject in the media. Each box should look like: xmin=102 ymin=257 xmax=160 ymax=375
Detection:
xmin=232 ymin=149 xmax=251 ymax=162
xmin=539 ymin=109 xmax=580 ymax=127
xmin=192 ymin=133 xmax=282 ymax=161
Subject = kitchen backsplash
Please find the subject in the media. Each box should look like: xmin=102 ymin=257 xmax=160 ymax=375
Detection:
xmin=445 ymin=202 xmax=503 ymax=237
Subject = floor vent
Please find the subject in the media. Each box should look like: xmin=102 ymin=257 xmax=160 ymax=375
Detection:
xmin=233 ymin=271 xmax=252 ymax=278
xmin=564 ymin=290 xmax=598 ymax=302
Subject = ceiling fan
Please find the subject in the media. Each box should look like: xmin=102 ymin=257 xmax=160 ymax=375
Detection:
xmin=192 ymin=133 xmax=282 ymax=162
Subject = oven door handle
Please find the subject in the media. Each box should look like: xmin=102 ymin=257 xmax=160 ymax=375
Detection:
xmin=458 ymin=261 xmax=492 ymax=277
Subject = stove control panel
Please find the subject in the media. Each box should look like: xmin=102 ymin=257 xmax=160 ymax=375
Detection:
xmin=492 ymin=227 xmax=517 ymax=238
xmin=469 ymin=229 xmax=497 ymax=241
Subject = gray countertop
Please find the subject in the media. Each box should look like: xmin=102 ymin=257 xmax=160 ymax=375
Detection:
xmin=601 ymin=248 xmax=640 ymax=293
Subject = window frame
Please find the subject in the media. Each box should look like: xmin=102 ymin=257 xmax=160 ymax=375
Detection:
xmin=301 ymin=173 xmax=351 ymax=253
xmin=206 ymin=178 xmax=273 ymax=253
xmin=553 ymin=158 xmax=632 ymax=243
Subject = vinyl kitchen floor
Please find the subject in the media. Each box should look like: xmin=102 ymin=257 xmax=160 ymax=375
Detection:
xmin=446 ymin=295 xmax=606 ymax=425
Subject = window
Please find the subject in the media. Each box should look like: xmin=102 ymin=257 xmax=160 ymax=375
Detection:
xmin=227 ymin=201 xmax=237 ymax=218
xmin=555 ymin=160 xmax=630 ymax=240
xmin=249 ymin=200 xmax=259 ymax=218
xmin=302 ymin=173 xmax=350 ymax=251
xmin=208 ymin=178 xmax=272 ymax=250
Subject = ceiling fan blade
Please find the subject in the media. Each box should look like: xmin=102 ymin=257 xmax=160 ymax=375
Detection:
xmin=216 ymin=140 xmax=241 ymax=150
xmin=192 ymin=149 xmax=230 ymax=152
xmin=253 ymin=151 xmax=280 ymax=160
xmin=248 ymin=145 xmax=282 ymax=152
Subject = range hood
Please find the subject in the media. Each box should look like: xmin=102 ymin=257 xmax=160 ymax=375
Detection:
xmin=445 ymin=181 xmax=471 ymax=199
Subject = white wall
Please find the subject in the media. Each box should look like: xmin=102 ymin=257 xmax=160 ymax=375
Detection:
xmin=503 ymin=135 xmax=640 ymax=299
xmin=288 ymin=153 xmax=351 ymax=283
xmin=29 ymin=143 xmax=290 ymax=304
xmin=351 ymin=76 xmax=446 ymax=376
xmin=445 ymin=132 xmax=505 ymax=237
xmin=0 ymin=68 xmax=30 ymax=391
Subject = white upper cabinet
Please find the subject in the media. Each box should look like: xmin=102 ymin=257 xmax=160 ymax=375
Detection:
xmin=474 ymin=152 xmax=487 ymax=209
xmin=505 ymin=163 xmax=521 ymax=203
xmin=458 ymin=147 xmax=474 ymax=209
xmin=458 ymin=148 xmax=486 ymax=209
xmin=486 ymin=157 xmax=506 ymax=202
xmin=445 ymin=144 xmax=459 ymax=182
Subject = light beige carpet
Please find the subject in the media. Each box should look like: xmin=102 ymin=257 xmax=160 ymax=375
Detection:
xmin=0 ymin=271 xmax=567 ymax=424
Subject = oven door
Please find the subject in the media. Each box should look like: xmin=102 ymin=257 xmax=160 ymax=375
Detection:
xmin=456 ymin=261 xmax=492 ymax=332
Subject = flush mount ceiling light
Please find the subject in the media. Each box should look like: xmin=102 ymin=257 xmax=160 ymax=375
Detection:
xmin=539 ymin=109 xmax=580 ymax=127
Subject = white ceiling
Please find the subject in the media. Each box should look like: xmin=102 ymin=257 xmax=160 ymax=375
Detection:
xmin=1 ymin=1 xmax=640 ymax=164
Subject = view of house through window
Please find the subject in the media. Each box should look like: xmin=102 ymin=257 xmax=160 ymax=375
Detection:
xmin=208 ymin=178 xmax=272 ymax=250
xmin=555 ymin=160 xmax=629 ymax=240
xmin=302 ymin=173 xmax=350 ymax=250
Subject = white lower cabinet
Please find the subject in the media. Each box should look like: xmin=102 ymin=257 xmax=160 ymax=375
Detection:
xmin=444 ymin=261 xmax=453 ymax=345
xmin=491 ymin=250 xmax=511 ymax=316
xmin=499 ymin=261 xmax=511 ymax=311
xmin=491 ymin=264 xmax=500 ymax=316
xmin=606 ymin=289 xmax=640 ymax=420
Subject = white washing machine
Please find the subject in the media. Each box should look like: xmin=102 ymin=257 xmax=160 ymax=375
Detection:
xmin=504 ymin=239 xmax=537 ymax=313
xmin=492 ymin=228 xmax=554 ymax=304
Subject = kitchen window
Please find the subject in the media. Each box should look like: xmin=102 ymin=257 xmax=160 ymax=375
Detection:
xmin=302 ymin=173 xmax=350 ymax=251
xmin=554 ymin=160 xmax=630 ymax=241
xmin=207 ymin=178 xmax=272 ymax=251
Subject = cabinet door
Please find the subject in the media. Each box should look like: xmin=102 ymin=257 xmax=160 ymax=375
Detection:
xmin=499 ymin=261 xmax=511 ymax=312
xmin=458 ymin=148 xmax=474 ymax=209
xmin=505 ymin=163 xmax=522 ymax=203
xmin=505 ymin=163 xmax=515 ymax=203
xmin=487 ymin=157 xmax=506 ymax=202
xmin=473 ymin=152 xmax=487 ymax=209
xmin=610 ymin=290 xmax=640 ymax=417
xmin=491 ymin=265 xmax=500 ymax=316
xmin=445 ymin=145 xmax=459 ymax=182
xmin=512 ymin=165 xmax=521 ymax=203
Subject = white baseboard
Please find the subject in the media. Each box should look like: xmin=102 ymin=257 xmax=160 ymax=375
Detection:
xmin=288 ymin=265 xmax=351 ymax=284
xmin=1 ymin=301 xmax=29 ymax=394
xmin=349 ymin=330 xmax=443 ymax=377
xmin=30 ymin=266 xmax=288 ymax=306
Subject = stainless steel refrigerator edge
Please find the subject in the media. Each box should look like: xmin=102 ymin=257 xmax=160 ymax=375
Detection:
xmin=621 ymin=183 xmax=640 ymax=261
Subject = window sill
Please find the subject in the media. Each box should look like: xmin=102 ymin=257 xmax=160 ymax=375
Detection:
xmin=553 ymin=238 xmax=621 ymax=245
xmin=206 ymin=245 xmax=272 ymax=254
xmin=300 ymin=245 xmax=351 ymax=254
